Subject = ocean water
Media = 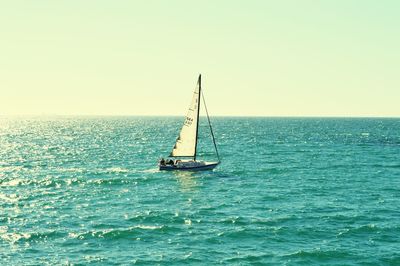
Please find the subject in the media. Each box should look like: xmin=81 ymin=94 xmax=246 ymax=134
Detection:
xmin=1 ymin=116 xmax=399 ymax=265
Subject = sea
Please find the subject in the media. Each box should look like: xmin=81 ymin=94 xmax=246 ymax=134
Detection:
xmin=1 ymin=116 xmax=399 ymax=265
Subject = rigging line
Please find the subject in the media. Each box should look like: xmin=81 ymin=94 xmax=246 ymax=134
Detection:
xmin=201 ymin=89 xmax=220 ymax=162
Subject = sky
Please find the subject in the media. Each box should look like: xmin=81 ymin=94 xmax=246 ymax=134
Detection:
xmin=0 ymin=1 xmax=399 ymax=117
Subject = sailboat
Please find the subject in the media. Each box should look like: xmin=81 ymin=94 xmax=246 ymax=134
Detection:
xmin=159 ymin=74 xmax=220 ymax=171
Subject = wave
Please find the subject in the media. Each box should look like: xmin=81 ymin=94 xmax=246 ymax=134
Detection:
xmin=0 ymin=178 xmax=24 ymax=187
xmin=0 ymin=166 xmax=24 ymax=173
xmin=0 ymin=174 xmax=141 ymax=190
xmin=217 ymin=216 xmax=250 ymax=226
xmin=222 ymin=254 xmax=273 ymax=264
xmin=67 ymin=225 xmax=171 ymax=241
xmin=221 ymin=228 xmax=264 ymax=240
xmin=0 ymin=229 xmax=66 ymax=244
xmin=335 ymin=223 xmax=400 ymax=238
xmin=140 ymin=168 xmax=159 ymax=173
xmin=282 ymin=249 xmax=356 ymax=261
xmin=0 ymin=193 xmax=21 ymax=203
xmin=126 ymin=212 xmax=186 ymax=229
xmin=370 ymin=163 xmax=400 ymax=169
xmin=0 ymin=232 xmax=32 ymax=244
xmin=104 ymin=167 xmax=129 ymax=173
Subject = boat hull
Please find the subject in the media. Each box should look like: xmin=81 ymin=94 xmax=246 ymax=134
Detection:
xmin=159 ymin=161 xmax=219 ymax=171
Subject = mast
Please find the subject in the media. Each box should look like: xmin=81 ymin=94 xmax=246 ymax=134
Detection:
xmin=193 ymin=74 xmax=201 ymax=161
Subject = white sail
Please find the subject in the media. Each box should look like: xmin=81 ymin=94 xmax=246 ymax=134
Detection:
xmin=170 ymin=77 xmax=201 ymax=157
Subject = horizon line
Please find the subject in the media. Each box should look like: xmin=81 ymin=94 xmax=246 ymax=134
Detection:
xmin=1 ymin=114 xmax=399 ymax=119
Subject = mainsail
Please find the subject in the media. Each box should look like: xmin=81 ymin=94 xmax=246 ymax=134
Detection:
xmin=170 ymin=75 xmax=201 ymax=158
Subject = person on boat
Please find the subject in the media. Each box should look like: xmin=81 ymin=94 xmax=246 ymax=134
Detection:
xmin=160 ymin=158 xmax=165 ymax=166
xmin=167 ymin=159 xmax=174 ymax=165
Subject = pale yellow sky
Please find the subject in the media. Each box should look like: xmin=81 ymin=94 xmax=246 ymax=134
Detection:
xmin=1 ymin=1 xmax=399 ymax=117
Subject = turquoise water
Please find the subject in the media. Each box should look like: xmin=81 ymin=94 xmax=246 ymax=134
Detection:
xmin=1 ymin=117 xmax=399 ymax=265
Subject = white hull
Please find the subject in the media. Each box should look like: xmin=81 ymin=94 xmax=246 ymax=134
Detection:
xmin=159 ymin=160 xmax=219 ymax=171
